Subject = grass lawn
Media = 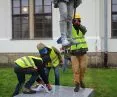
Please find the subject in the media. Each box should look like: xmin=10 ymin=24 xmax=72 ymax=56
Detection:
xmin=0 ymin=68 xmax=117 ymax=97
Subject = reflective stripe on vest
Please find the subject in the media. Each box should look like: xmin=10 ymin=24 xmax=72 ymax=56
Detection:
xmin=47 ymin=47 xmax=59 ymax=67
xmin=15 ymin=56 xmax=39 ymax=69
xmin=71 ymin=26 xmax=88 ymax=51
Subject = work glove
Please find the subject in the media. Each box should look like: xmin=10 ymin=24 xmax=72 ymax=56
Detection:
xmin=79 ymin=25 xmax=87 ymax=34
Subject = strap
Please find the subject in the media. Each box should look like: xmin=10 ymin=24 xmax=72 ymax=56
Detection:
xmin=73 ymin=0 xmax=76 ymax=19
xmin=73 ymin=36 xmax=84 ymax=39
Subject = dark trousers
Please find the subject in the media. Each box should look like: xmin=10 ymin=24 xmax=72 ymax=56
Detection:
xmin=13 ymin=64 xmax=39 ymax=96
xmin=45 ymin=66 xmax=60 ymax=85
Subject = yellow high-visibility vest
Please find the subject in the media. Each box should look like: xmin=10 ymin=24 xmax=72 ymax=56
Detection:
xmin=15 ymin=56 xmax=42 ymax=69
xmin=71 ymin=26 xmax=88 ymax=51
xmin=47 ymin=47 xmax=59 ymax=67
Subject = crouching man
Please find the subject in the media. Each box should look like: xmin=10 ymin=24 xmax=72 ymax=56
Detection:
xmin=12 ymin=55 xmax=52 ymax=96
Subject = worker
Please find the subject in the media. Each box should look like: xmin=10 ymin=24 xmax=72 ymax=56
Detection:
xmin=37 ymin=43 xmax=62 ymax=85
xmin=70 ymin=13 xmax=88 ymax=92
xmin=12 ymin=56 xmax=52 ymax=96
xmin=53 ymin=0 xmax=82 ymax=47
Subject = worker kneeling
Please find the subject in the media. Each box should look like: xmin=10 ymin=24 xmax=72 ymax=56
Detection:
xmin=12 ymin=56 xmax=52 ymax=96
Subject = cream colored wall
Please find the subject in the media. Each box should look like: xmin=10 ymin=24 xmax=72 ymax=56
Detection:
xmin=0 ymin=0 xmax=114 ymax=53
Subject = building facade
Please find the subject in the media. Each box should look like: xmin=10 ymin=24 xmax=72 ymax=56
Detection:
xmin=0 ymin=0 xmax=117 ymax=67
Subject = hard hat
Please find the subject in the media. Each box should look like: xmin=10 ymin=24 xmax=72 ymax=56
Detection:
xmin=73 ymin=13 xmax=81 ymax=19
xmin=37 ymin=43 xmax=46 ymax=50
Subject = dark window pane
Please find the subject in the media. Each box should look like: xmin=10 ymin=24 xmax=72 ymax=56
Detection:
xmin=112 ymin=22 xmax=117 ymax=29
xmin=22 ymin=23 xmax=29 ymax=38
xmin=112 ymin=5 xmax=117 ymax=12
xmin=13 ymin=31 xmax=22 ymax=39
xmin=13 ymin=24 xmax=21 ymax=32
xmin=34 ymin=16 xmax=43 ymax=37
xmin=34 ymin=0 xmax=52 ymax=39
xmin=13 ymin=17 xmax=21 ymax=39
xmin=35 ymin=0 xmax=42 ymax=6
xmin=21 ymin=16 xmax=29 ymax=38
xmin=35 ymin=6 xmax=43 ymax=13
xmin=34 ymin=16 xmax=52 ymax=38
xmin=13 ymin=0 xmax=20 ymax=7
xmin=44 ymin=0 xmax=51 ymax=5
xmin=112 ymin=15 xmax=117 ymax=21
xmin=112 ymin=30 xmax=117 ymax=37
xmin=12 ymin=16 xmax=29 ymax=39
xmin=44 ymin=6 xmax=51 ymax=13
xmin=22 ymin=24 xmax=28 ymax=32
xmin=112 ymin=0 xmax=117 ymax=38
xmin=13 ymin=8 xmax=20 ymax=14
xmin=21 ymin=0 xmax=28 ymax=6
xmin=22 ymin=17 xmax=29 ymax=24
xmin=13 ymin=17 xmax=21 ymax=32
xmin=13 ymin=17 xmax=20 ymax=25
xmin=112 ymin=0 xmax=117 ymax=4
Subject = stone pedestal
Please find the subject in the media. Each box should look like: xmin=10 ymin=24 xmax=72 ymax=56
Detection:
xmin=14 ymin=85 xmax=94 ymax=97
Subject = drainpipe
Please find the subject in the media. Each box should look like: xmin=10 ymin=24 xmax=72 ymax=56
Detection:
xmin=104 ymin=0 xmax=108 ymax=68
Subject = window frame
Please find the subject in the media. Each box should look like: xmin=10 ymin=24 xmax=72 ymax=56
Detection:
xmin=34 ymin=0 xmax=53 ymax=39
xmin=11 ymin=0 xmax=53 ymax=40
xmin=12 ymin=0 xmax=30 ymax=40
xmin=111 ymin=0 xmax=117 ymax=38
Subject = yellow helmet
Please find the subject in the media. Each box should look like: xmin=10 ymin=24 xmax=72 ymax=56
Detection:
xmin=73 ymin=13 xmax=81 ymax=19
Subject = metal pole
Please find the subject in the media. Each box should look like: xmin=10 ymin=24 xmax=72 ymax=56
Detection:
xmin=104 ymin=0 xmax=108 ymax=68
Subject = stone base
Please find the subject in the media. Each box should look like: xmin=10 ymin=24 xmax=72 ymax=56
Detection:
xmin=14 ymin=85 xmax=94 ymax=97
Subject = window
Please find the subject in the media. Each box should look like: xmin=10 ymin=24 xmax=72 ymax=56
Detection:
xmin=12 ymin=0 xmax=52 ymax=40
xmin=112 ymin=0 xmax=117 ymax=37
xmin=34 ymin=0 xmax=52 ymax=38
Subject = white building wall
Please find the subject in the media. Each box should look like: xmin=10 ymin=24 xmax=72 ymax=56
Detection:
xmin=107 ymin=0 xmax=117 ymax=52
xmin=0 ymin=0 xmax=114 ymax=53
xmin=0 ymin=0 xmax=12 ymax=39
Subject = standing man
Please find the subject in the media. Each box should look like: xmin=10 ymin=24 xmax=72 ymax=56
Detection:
xmin=12 ymin=56 xmax=51 ymax=96
xmin=70 ymin=13 xmax=88 ymax=92
xmin=37 ymin=43 xmax=62 ymax=85
xmin=53 ymin=0 xmax=82 ymax=47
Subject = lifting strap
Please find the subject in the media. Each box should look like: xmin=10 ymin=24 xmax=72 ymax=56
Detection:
xmin=73 ymin=0 xmax=76 ymax=19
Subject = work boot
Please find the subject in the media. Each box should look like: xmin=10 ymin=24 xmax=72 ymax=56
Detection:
xmin=46 ymin=84 xmax=52 ymax=91
xmin=80 ymin=81 xmax=85 ymax=88
xmin=23 ymin=87 xmax=36 ymax=94
xmin=74 ymin=83 xmax=80 ymax=92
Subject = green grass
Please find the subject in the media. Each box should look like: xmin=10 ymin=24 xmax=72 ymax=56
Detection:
xmin=0 ymin=68 xmax=117 ymax=97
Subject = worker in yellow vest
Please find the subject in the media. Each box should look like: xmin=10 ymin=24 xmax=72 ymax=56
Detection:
xmin=37 ymin=43 xmax=62 ymax=85
xmin=12 ymin=56 xmax=52 ymax=96
xmin=70 ymin=13 xmax=88 ymax=92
